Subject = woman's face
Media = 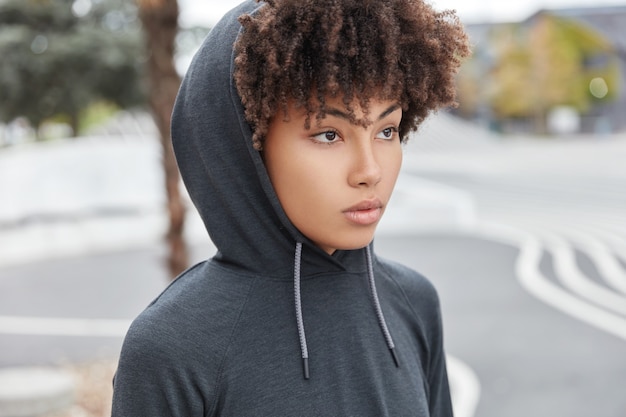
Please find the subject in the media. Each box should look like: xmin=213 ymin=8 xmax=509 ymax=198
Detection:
xmin=263 ymin=96 xmax=403 ymax=254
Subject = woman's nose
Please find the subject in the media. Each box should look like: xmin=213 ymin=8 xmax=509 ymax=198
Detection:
xmin=347 ymin=140 xmax=382 ymax=187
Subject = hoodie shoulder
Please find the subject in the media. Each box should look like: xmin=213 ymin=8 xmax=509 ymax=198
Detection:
xmin=377 ymin=257 xmax=442 ymax=315
xmin=127 ymin=261 xmax=257 ymax=359
xmin=375 ymin=255 xmax=445 ymax=348
xmin=112 ymin=261 xmax=257 ymax=415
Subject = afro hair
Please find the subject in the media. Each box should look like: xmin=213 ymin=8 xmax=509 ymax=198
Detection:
xmin=234 ymin=0 xmax=471 ymax=149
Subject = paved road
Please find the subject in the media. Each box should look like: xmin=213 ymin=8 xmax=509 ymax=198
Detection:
xmin=377 ymin=234 xmax=626 ymax=417
xmin=393 ymin=133 xmax=626 ymax=416
xmin=1 ymin=234 xmax=625 ymax=416
xmin=2 ymin=117 xmax=626 ymax=416
xmin=0 ymin=246 xmax=167 ymax=365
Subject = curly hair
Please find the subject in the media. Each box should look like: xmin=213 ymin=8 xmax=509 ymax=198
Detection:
xmin=234 ymin=0 xmax=470 ymax=150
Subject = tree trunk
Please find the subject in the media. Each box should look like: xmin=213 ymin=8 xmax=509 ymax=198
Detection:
xmin=69 ymin=111 xmax=79 ymax=137
xmin=137 ymin=0 xmax=188 ymax=278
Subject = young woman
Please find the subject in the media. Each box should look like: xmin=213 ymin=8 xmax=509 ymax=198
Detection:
xmin=112 ymin=0 xmax=470 ymax=415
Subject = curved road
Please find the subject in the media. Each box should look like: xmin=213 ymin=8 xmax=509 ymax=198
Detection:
xmin=1 ymin=120 xmax=625 ymax=416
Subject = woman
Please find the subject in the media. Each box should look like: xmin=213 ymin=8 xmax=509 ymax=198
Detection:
xmin=112 ymin=0 xmax=470 ymax=415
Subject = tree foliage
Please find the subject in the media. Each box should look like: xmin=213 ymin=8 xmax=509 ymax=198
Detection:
xmin=0 ymin=0 xmax=146 ymax=136
xmin=457 ymin=14 xmax=620 ymax=133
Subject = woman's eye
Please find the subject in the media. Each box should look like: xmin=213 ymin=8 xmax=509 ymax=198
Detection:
xmin=376 ymin=127 xmax=398 ymax=140
xmin=313 ymin=130 xmax=340 ymax=143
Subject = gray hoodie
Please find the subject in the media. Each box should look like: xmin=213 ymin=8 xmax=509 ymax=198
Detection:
xmin=111 ymin=1 xmax=453 ymax=416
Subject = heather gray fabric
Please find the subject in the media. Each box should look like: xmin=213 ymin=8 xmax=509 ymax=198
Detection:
xmin=111 ymin=1 xmax=453 ymax=415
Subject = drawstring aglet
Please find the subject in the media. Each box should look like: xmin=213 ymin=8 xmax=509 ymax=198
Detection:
xmin=390 ymin=347 xmax=400 ymax=368
xmin=303 ymin=357 xmax=310 ymax=380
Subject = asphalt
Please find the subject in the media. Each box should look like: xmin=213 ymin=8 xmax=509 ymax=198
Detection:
xmin=2 ymin=116 xmax=626 ymax=416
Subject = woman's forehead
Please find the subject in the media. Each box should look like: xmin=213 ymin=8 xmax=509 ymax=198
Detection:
xmin=285 ymin=94 xmax=401 ymax=127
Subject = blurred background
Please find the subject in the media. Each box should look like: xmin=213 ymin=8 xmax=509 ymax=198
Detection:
xmin=0 ymin=0 xmax=625 ymax=416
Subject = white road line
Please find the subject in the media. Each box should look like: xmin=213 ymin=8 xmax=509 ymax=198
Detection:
xmin=537 ymin=231 xmax=626 ymax=316
xmin=585 ymin=225 xmax=626 ymax=266
xmin=472 ymin=210 xmax=626 ymax=296
xmin=553 ymin=226 xmax=626 ymax=296
xmin=0 ymin=315 xmax=131 ymax=337
xmin=446 ymin=355 xmax=481 ymax=417
xmin=473 ymin=222 xmax=626 ymax=341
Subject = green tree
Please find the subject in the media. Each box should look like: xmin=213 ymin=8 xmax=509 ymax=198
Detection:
xmin=488 ymin=24 xmax=535 ymax=120
xmin=490 ymin=15 xmax=617 ymax=133
xmin=456 ymin=14 xmax=620 ymax=134
xmin=0 ymin=0 xmax=145 ymax=137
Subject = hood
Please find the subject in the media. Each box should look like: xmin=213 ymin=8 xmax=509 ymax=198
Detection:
xmin=171 ymin=0 xmax=364 ymax=277
xmin=171 ymin=2 xmax=401 ymax=379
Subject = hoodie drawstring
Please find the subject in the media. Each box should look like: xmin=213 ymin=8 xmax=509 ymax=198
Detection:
xmin=293 ymin=242 xmax=399 ymax=380
xmin=365 ymin=245 xmax=400 ymax=368
xmin=293 ymin=242 xmax=310 ymax=379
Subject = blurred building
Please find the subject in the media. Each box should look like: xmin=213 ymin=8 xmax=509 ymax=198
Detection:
xmin=546 ymin=6 xmax=626 ymax=134
xmin=458 ymin=5 xmax=626 ymax=136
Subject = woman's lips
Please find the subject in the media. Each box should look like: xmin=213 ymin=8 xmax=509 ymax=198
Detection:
xmin=343 ymin=199 xmax=383 ymax=225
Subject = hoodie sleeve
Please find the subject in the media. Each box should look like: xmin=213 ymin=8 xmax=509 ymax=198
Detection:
xmin=111 ymin=312 xmax=210 ymax=416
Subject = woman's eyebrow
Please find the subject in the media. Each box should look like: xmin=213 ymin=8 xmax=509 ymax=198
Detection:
xmin=324 ymin=104 xmax=401 ymax=122
xmin=377 ymin=104 xmax=401 ymax=120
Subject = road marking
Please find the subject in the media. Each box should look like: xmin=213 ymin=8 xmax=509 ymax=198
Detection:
xmin=573 ymin=225 xmax=626 ymax=294
xmin=0 ymin=315 xmax=131 ymax=337
xmin=558 ymin=226 xmax=626 ymax=295
xmin=541 ymin=232 xmax=626 ymax=315
xmin=466 ymin=210 xmax=626 ymax=308
xmin=499 ymin=215 xmax=626 ymax=315
xmin=474 ymin=222 xmax=626 ymax=341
